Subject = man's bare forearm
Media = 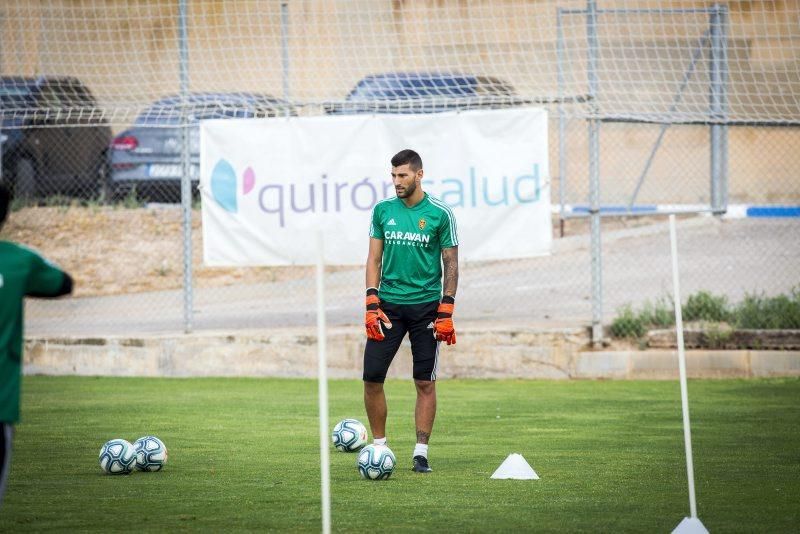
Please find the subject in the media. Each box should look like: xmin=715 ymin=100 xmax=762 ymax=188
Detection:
xmin=442 ymin=247 xmax=459 ymax=298
xmin=366 ymin=237 xmax=384 ymax=290
xmin=366 ymin=260 xmax=381 ymax=289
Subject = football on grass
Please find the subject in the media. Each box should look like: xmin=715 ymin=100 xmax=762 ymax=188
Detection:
xmin=357 ymin=444 xmax=396 ymax=480
xmin=99 ymin=438 xmax=136 ymax=474
xmin=133 ymin=435 xmax=168 ymax=472
xmin=331 ymin=418 xmax=368 ymax=452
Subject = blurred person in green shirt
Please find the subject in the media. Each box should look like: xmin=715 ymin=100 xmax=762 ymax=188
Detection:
xmin=0 ymin=184 xmax=73 ymax=507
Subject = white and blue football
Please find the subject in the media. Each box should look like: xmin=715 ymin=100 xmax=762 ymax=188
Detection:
xmin=332 ymin=419 xmax=368 ymax=452
xmin=133 ymin=435 xmax=168 ymax=472
xmin=99 ymin=438 xmax=136 ymax=474
xmin=357 ymin=444 xmax=396 ymax=480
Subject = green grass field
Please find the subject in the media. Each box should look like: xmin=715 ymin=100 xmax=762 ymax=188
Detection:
xmin=1 ymin=377 xmax=798 ymax=532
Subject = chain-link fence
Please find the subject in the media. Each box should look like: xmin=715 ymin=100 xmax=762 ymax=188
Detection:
xmin=15 ymin=118 xmax=798 ymax=339
xmin=0 ymin=0 xmax=796 ymax=339
xmin=554 ymin=115 xmax=800 ymax=337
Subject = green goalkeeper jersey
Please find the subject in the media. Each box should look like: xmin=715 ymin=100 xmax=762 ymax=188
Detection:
xmin=0 ymin=241 xmax=68 ymax=423
xmin=369 ymin=193 xmax=459 ymax=305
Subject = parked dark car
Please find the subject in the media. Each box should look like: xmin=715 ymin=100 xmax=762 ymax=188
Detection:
xmin=109 ymin=92 xmax=295 ymax=202
xmin=0 ymin=76 xmax=112 ymax=200
xmin=324 ymin=71 xmax=528 ymax=114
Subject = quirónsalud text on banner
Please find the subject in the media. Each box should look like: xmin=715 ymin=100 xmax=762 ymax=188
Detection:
xmin=200 ymin=108 xmax=551 ymax=266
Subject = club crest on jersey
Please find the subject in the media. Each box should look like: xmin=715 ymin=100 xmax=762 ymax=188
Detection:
xmin=418 ymin=218 xmax=426 ymax=230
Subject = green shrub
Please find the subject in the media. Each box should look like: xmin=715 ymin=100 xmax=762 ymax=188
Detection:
xmin=610 ymin=305 xmax=646 ymax=338
xmin=10 ymin=197 xmax=33 ymax=212
xmin=43 ymin=195 xmax=74 ymax=209
xmin=703 ymin=324 xmax=733 ymax=349
xmin=683 ymin=288 xmax=800 ymax=329
xmin=733 ymin=290 xmax=800 ymax=330
xmin=639 ymin=297 xmax=675 ymax=328
xmin=610 ymin=288 xmax=800 ymax=339
xmin=683 ymin=290 xmax=730 ymax=322
xmin=122 ymin=185 xmax=142 ymax=210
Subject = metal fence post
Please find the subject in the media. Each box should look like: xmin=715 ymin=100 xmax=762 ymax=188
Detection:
xmin=710 ymin=3 xmax=729 ymax=214
xmin=587 ymin=0 xmax=603 ymax=345
xmin=179 ymin=0 xmax=193 ymax=333
xmin=281 ymin=2 xmax=290 ymax=105
xmin=556 ymin=8 xmax=567 ymax=237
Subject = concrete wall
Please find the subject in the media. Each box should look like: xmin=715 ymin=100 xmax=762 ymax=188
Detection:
xmin=24 ymin=327 xmax=800 ymax=379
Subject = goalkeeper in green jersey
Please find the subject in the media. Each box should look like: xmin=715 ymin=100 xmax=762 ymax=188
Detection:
xmin=363 ymin=149 xmax=459 ymax=474
xmin=0 ymin=184 xmax=73 ymax=507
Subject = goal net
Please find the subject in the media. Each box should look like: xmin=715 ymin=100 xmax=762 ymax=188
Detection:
xmin=0 ymin=0 xmax=797 ymax=126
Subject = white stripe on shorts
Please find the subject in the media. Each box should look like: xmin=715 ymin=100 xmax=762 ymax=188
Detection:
xmin=431 ymin=340 xmax=440 ymax=381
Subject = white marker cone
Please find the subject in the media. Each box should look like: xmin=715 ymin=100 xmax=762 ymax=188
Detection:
xmin=490 ymin=453 xmax=539 ymax=480
xmin=672 ymin=517 xmax=709 ymax=534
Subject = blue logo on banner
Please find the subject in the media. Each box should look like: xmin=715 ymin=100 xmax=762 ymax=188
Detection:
xmin=211 ymin=159 xmax=238 ymax=213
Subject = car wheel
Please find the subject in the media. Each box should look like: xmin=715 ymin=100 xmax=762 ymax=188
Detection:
xmin=14 ymin=158 xmax=37 ymax=201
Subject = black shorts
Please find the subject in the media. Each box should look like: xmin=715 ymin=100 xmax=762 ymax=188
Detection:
xmin=363 ymin=300 xmax=440 ymax=383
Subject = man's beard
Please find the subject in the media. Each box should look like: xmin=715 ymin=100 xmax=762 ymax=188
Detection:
xmin=396 ymin=181 xmax=416 ymax=198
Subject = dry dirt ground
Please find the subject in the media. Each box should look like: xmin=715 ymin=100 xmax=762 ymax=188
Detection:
xmin=3 ymin=205 xmax=288 ymax=297
xmin=1 ymin=204 xmax=677 ymax=298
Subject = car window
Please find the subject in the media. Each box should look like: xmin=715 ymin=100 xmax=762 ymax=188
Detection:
xmin=0 ymin=85 xmax=32 ymax=107
xmin=475 ymin=77 xmax=515 ymax=96
xmin=253 ymin=103 xmax=291 ymax=117
xmin=135 ymin=102 xmax=180 ymax=125
xmin=65 ymin=83 xmax=97 ymax=106
xmin=193 ymin=103 xmax=258 ymax=120
xmin=134 ymin=97 xmax=288 ymax=125
xmin=348 ymin=75 xmax=480 ymax=100
xmin=36 ymin=83 xmax=67 ymax=110
xmin=412 ymin=77 xmax=478 ymax=97
xmin=349 ymin=79 xmax=390 ymax=100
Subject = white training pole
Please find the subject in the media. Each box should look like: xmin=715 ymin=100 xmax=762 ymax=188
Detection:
xmin=316 ymin=230 xmax=331 ymax=534
xmin=669 ymin=215 xmax=706 ymax=534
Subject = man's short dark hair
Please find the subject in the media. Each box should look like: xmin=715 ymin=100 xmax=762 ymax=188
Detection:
xmin=391 ymin=149 xmax=423 ymax=171
xmin=0 ymin=184 xmax=9 ymax=228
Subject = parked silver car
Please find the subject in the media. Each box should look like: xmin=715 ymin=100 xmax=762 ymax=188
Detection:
xmin=109 ymin=92 xmax=294 ymax=202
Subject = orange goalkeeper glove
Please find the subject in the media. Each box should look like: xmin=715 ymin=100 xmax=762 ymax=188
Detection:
xmin=434 ymin=296 xmax=456 ymax=345
xmin=365 ymin=288 xmax=392 ymax=341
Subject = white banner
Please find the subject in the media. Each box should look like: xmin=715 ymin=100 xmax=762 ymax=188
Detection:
xmin=200 ymin=108 xmax=551 ymax=266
